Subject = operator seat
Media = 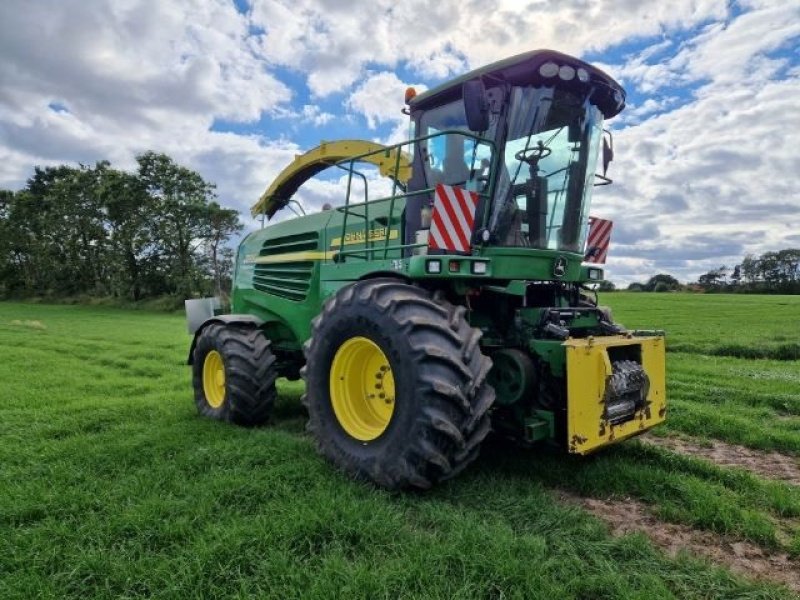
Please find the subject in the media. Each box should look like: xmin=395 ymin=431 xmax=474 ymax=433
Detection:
xmin=441 ymin=135 xmax=470 ymax=186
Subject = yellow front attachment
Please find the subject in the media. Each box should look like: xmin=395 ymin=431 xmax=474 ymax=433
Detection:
xmin=565 ymin=335 xmax=666 ymax=454
xmin=330 ymin=336 xmax=396 ymax=441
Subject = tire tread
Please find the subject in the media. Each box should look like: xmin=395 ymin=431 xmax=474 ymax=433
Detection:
xmin=302 ymin=278 xmax=495 ymax=489
xmin=192 ymin=324 xmax=277 ymax=426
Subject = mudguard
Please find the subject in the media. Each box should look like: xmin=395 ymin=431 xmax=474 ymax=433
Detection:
xmin=186 ymin=314 xmax=265 ymax=365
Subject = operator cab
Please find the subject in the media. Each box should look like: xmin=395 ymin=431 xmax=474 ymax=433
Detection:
xmin=405 ymin=49 xmax=625 ymax=254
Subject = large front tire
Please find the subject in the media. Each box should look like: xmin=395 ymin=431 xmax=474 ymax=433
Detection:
xmin=192 ymin=323 xmax=277 ymax=426
xmin=302 ymin=279 xmax=495 ymax=490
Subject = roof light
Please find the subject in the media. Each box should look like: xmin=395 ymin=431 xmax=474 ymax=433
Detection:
xmin=539 ymin=62 xmax=559 ymax=78
xmin=577 ymin=68 xmax=590 ymax=83
xmin=404 ymin=87 xmax=417 ymax=104
xmin=558 ymin=65 xmax=576 ymax=81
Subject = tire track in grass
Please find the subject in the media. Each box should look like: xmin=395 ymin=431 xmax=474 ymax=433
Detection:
xmin=642 ymin=434 xmax=800 ymax=485
xmin=559 ymin=492 xmax=800 ymax=593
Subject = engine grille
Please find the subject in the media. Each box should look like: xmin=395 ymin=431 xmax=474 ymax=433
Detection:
xmin=252 ymin=232 xmax=318 ymax=301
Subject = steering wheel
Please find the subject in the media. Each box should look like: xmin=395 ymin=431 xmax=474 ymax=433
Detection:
xmin=514 ymin=141 xmax=551 ymax=165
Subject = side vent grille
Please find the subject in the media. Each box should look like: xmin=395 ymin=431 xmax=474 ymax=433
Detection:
xmin=252 ymin=232 xmax=319 ymax=301
xmin=253 ymin=262 xmax=314 ymax=301
xmin=259 ymin=232 xmax=319 ymax=256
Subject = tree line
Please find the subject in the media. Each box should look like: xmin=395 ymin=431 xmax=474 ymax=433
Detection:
xmin=0 ymin=152 xmax=242 ymax=303
xmin=620 ymin=248 xmax=800 ymax=294
xmin=695 ymin=249 xmax=800 ymax=293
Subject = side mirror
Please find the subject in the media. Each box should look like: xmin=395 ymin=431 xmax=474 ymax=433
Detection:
xmin=463 ymin=79 xmax=489 ymax=132
xmin=602 ymin=130 xmax=614 ymax=176
xmin=594 ymin=130 xmax=615 ymax=187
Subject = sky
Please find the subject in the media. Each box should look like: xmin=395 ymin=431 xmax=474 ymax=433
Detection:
xmin=0 ymin=0 xmax=798 ymax=285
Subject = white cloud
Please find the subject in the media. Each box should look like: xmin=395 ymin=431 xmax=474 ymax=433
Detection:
xmin=613 ymin=1 xmax=800 ymax=92
xmin=600 ymin=98 xmax=799 ymax=283
xmin=595 ymin=1 xmax=800 ymax=284
xmin=172 ymin=133 xmax=301 ymax=218
xmin=300 ymin=104 xmax=334 ymax=126
xmin=288 ymin=168 xmax=397 ymax=216
xmin=618 ymin=96 xmax=680 ymax=125
xmin=250 ymin=0 xmax=730 ymax=97
xmin=0 ymin=1 xmax=292 ymax=125
xmin=0 ymin=0 xmax=299 ymax=213
xmin=346 ymin=71 xmax=427 ymax=145
xmin=0 ymin=0 xmax=797 ymax=287
xmin=272 ymin=104 xmax=335 ymax=126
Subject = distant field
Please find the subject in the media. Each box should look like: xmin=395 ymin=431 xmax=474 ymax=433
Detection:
xmin=604 ymin=292 xmax=800 ymax=360
xmin=1 ymin=295 xmax=799 ymax=598
xmin=606 ymin=293 xmax=800 ymax=454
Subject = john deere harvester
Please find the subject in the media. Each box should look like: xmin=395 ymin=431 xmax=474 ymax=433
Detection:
xmin=187 ymin=49 xmax=666 ymax=490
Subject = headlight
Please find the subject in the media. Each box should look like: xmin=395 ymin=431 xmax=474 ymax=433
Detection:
xmin=426 ymin=259 xmax=441 ymax=274
xmin=588 ymin=268 xmax=603 ymax=280
xmin=471 ymin=261 xmax=488 ymax=275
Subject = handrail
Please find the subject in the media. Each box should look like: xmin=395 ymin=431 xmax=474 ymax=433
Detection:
xmin=329 ymin=130 xmax=496 ymax=261
xmin=255 ymin=130 xmax=497 ymax=262
xmin=251 ymin=139 xmax=412 ymax=218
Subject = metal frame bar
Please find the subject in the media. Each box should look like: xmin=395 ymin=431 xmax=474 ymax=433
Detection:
xmin=328 ymin=130 xmax=498 ymax=261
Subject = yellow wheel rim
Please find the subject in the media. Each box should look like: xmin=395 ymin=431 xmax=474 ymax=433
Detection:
xmin=203 ymin=350 xmax=226 ymax=409
xmin=329 ymin=336 xmax=396 ymax=441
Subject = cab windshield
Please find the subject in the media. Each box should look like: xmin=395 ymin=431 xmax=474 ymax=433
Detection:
xmin=490 ymin=87 xmax=604 ymax=253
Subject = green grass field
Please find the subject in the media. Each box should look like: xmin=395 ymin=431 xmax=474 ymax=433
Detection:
xmin=605 ymin=293 xmax=800 ymax=360
xmin=1 ymin=293 xmax=799 ymax=598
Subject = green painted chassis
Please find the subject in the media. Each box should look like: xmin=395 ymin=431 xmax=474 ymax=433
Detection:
xmin=232 ymin=201 xmax=601 ymax=444
xmin=232 ymin=195 xmax=601 ymax=355
xmin=230 ymin=130 xmax=608 ymax=444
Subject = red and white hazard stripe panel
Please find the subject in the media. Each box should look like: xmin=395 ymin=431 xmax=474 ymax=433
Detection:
xmin=428 ymin=184 xmax=478 ymax=254
xmin=584 ymin=216 xmax=613 ymax=264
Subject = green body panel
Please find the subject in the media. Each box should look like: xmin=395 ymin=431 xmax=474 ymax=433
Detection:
xmin=526 ymin=410 xmax=555 ymax=442
xmin=233 ymin=196 xmax=598 ymax=353
xmin=476 ymin=247 xmax=584 ymax=281
xmin=233 ymin=211 xmax=330 ymax=351
xmin=230 ymin=182 xmax=621 ymax=449
xmin=233 ymin=196 xmax=410 ymax=350
xmin=406 ymin=248 xmax=587 ymax=282
xmin=528 ymin=339 xmax=567 ymax=377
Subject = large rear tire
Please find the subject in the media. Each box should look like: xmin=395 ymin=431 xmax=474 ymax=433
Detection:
xmin=192 ymin=323 xmax=277 ymax=426
xmin=302 ymin=278 xmax=495 ymax=490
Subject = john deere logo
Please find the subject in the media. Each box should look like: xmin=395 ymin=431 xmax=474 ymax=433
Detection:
xmin=553 ymin=256 xmax=567 ymax=278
